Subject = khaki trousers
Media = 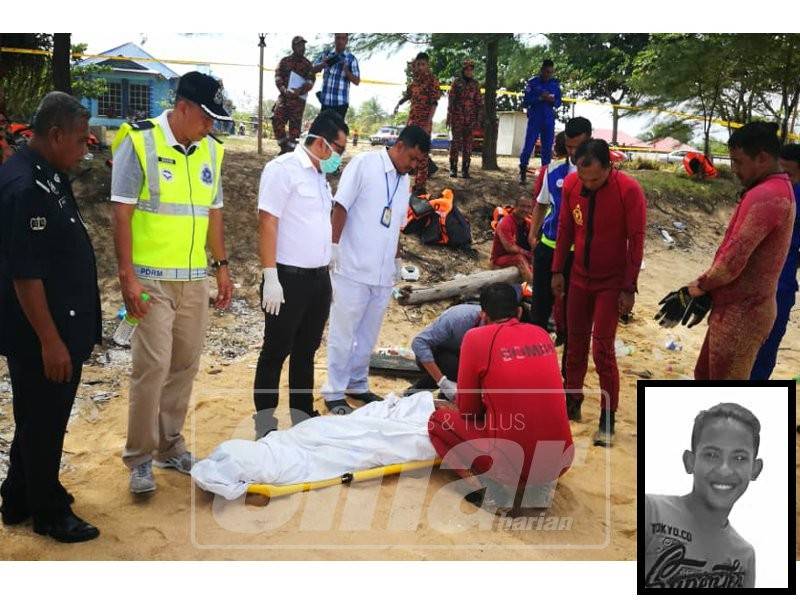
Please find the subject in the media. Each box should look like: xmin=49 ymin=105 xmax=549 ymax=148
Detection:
xmin=123 ymin=278 xmax=210 ymax=468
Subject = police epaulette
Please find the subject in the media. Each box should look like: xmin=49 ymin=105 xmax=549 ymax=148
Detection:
xmin=130 ymin=120 xmax=155 ymax=131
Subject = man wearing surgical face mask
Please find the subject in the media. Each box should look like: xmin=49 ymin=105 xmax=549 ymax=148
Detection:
xmin=253 ymin=110 xmax=349 ymax=439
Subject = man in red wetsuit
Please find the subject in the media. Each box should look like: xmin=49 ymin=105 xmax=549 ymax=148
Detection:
xmin=427 ymin=283 xmax=574 ymax=510
xmin=490 ymin=195 xmax=533 ymax=283
xmin=552 ymin=139 xmax=646 ymax=448
xmin=687 ymin=122 xmax=795 ymax=380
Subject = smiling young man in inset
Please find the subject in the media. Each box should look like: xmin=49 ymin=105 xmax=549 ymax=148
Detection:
xmin=644 ymin=403 xmax=763 ymax=589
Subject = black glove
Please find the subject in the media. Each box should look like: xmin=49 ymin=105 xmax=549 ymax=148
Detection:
xmin=681 ymin=294 xmax=712 ymax=328
xmin=654 ymin=287 xmax=692 ymax=328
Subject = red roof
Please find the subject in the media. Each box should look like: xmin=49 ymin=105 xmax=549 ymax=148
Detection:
xmin=590 ymin=128 xmax=646 ymax=147
xmin=649 ymin=137 xmax=698 ymax=152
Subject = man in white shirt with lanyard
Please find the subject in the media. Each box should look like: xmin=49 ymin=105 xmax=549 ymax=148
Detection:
xmin=322 ymin=125 xmax=431 ymax=413
xmin=253 ymin=110 xmax=349 ymax=439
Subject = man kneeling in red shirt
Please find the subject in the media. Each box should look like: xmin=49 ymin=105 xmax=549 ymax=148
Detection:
xmin=427 ymin=283 xmax=574 ymax=510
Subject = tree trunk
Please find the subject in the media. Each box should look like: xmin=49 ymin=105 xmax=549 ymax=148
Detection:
xmin=611 ymin=105 xmax=619 ymax=146
xmin=395 ymin=267 xmax=521 ymax=305
xmin=481 ymin=36 xmax=500 ymax=170
xmin=52 ymin=33 xmax=72 ymax=95
xmin=703 ymin=119 xmax=712 ymax=162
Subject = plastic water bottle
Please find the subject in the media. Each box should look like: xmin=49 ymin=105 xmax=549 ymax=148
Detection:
xmin=112 ymin=293 xmax=150 ymax=346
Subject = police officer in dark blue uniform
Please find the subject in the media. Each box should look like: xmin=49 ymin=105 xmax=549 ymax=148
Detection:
xmin=0 ymin=92 xmax=101 ymax=543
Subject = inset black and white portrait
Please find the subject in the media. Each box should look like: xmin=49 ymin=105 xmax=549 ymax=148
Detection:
xmin=637 ymin=381 xmax=795 ymax=594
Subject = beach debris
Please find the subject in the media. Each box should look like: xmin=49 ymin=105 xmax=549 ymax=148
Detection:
xmin=660 ymin=229 xmax=676 ymax=246
xmin=400 ymin=265 xmax=421 ymax=282
xmin=614 ymin=339 xmax=635 ymax=357
xmin=91 ymin=391 xmax=117 ymax=404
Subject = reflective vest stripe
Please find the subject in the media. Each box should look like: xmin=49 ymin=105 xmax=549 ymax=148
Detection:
xmin=133 ymin=265 xmax=208 ymax=280
xmin=540 ymin=235 xmax=556 ymax=249
xmin=207 ymin=135 xmax=218 ymax=196
xmin=141 ymin=128 xmax=161 ymax=209
xmin=135 ymin=203 xmax=210 ymax=217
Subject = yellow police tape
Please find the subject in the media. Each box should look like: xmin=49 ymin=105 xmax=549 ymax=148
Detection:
xmin=246 ymin=458 xmax=442 ymax=498
xmin=3 ymin=45 xmax=797 ymax=140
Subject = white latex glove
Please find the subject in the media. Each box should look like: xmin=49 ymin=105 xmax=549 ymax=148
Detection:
xmin=330 ymin=243 xmax=341 ymax=272
xmin=394 ymin=258 xmax=404 ymax=284
xmin=438 ymin=376 xmax=458 ymax=401
xmin=261 ymin=267 xmax=284 ymax=316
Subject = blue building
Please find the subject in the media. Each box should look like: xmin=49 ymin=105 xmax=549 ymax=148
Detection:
xmin=77 ymin=42 xmax=180 ymax=128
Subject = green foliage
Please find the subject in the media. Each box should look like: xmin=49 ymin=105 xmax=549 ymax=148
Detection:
xmin=628 ymin=158 xmax=663 ymax=171
xmin=70 ymin=43 xmax=110 ymax=100
xmin=347 ymin=97 xmax=389 ymax=135
xmin=629 ymin=168 xmax=741 ymax=212
xmin=391 ymin=108 xmax=409 ymax=127
xmin=0 ymin=33 xmax=53 ymax=118
xmin=632 ymin=34 xmax=739 ymax=156
xmin=706 ymin=138 xmax=729 ymax=156
xmin=740 ymin=34 xmax=800 ymax=141
xmin=547 ymin=34 xmax=650 ymax=105
xmin=641 ymin=119 xmax=695 ymax=144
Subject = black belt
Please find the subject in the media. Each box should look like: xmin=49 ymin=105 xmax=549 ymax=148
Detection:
xmin=277 ymin=263 xmax=330 ymax=275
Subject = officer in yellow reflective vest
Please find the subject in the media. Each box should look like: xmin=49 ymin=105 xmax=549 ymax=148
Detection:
xmin=111 ymin=72 xmax=233 ymax=494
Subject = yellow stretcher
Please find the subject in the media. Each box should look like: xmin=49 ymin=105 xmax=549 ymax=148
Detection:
xmin=247 ymin=458 xmax=442 ymax=499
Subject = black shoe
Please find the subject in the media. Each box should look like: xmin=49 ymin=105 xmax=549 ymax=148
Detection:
xmin=449 ymin=167 xmax=458 ymax=178
xmin=347 ymin=391 xmax=383 ymax=404
xmin=554 ymin=331 xmax=566 ymax=347
xmin=427 ymin=157 xmax=439 ymax=176
xmin=1 ymin=505 xmax=30 ymax=526
xmin=253 ymin=412 xmax=278 ymax=440
xmin=461 ymin=168 xmax=470 ymax=179
xmin=566 ymin=394 xmax=582 ymax=422
xmin=593 ymin=409 xmax=616 ymax=448
xmin=519 ymin=165 xmax=527 ymax=185
xmin=325 ymin=399 xmax=353 ymax=415
xmin=291 ymin=409 xmax=321 ymax=427
xmin=33 ymin=512 xmax=100 ymax=544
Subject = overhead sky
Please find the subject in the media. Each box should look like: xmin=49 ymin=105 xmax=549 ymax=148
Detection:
xmin=72 ymin=31 xmax=729 ymax=143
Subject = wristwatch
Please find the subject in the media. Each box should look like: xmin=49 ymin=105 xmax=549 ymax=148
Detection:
xmin=211 ymin=258 xmax=229 ymax=269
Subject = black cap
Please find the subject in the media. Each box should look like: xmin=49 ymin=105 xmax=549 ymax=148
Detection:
xmin=176 ymin=71 xmax=232 ymax=122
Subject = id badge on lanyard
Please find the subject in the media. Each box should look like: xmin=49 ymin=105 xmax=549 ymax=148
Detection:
xmin=382 ymin=172 xmax=401 ymax=228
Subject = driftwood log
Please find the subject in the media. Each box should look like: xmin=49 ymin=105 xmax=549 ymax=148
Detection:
xmin=395 ymin=267 xmax=522 ymax=305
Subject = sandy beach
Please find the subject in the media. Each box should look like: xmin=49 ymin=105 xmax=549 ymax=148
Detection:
xmin=1 ymin=143 xmax=798 ymax=560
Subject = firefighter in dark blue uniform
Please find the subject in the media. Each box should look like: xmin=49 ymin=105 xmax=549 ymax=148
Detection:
xmin=0 ymin=92 xmax=101 ymax=543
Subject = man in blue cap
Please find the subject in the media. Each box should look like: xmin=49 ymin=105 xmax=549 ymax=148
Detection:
xmin=111 ymin=71 xmax=234 ymax=495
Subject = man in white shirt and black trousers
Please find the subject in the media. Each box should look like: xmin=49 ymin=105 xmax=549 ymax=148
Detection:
xmin=322 ymin=125 xmax=430 ymax=413
xmin=253 ymin=110 xmax=348 ymax=439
